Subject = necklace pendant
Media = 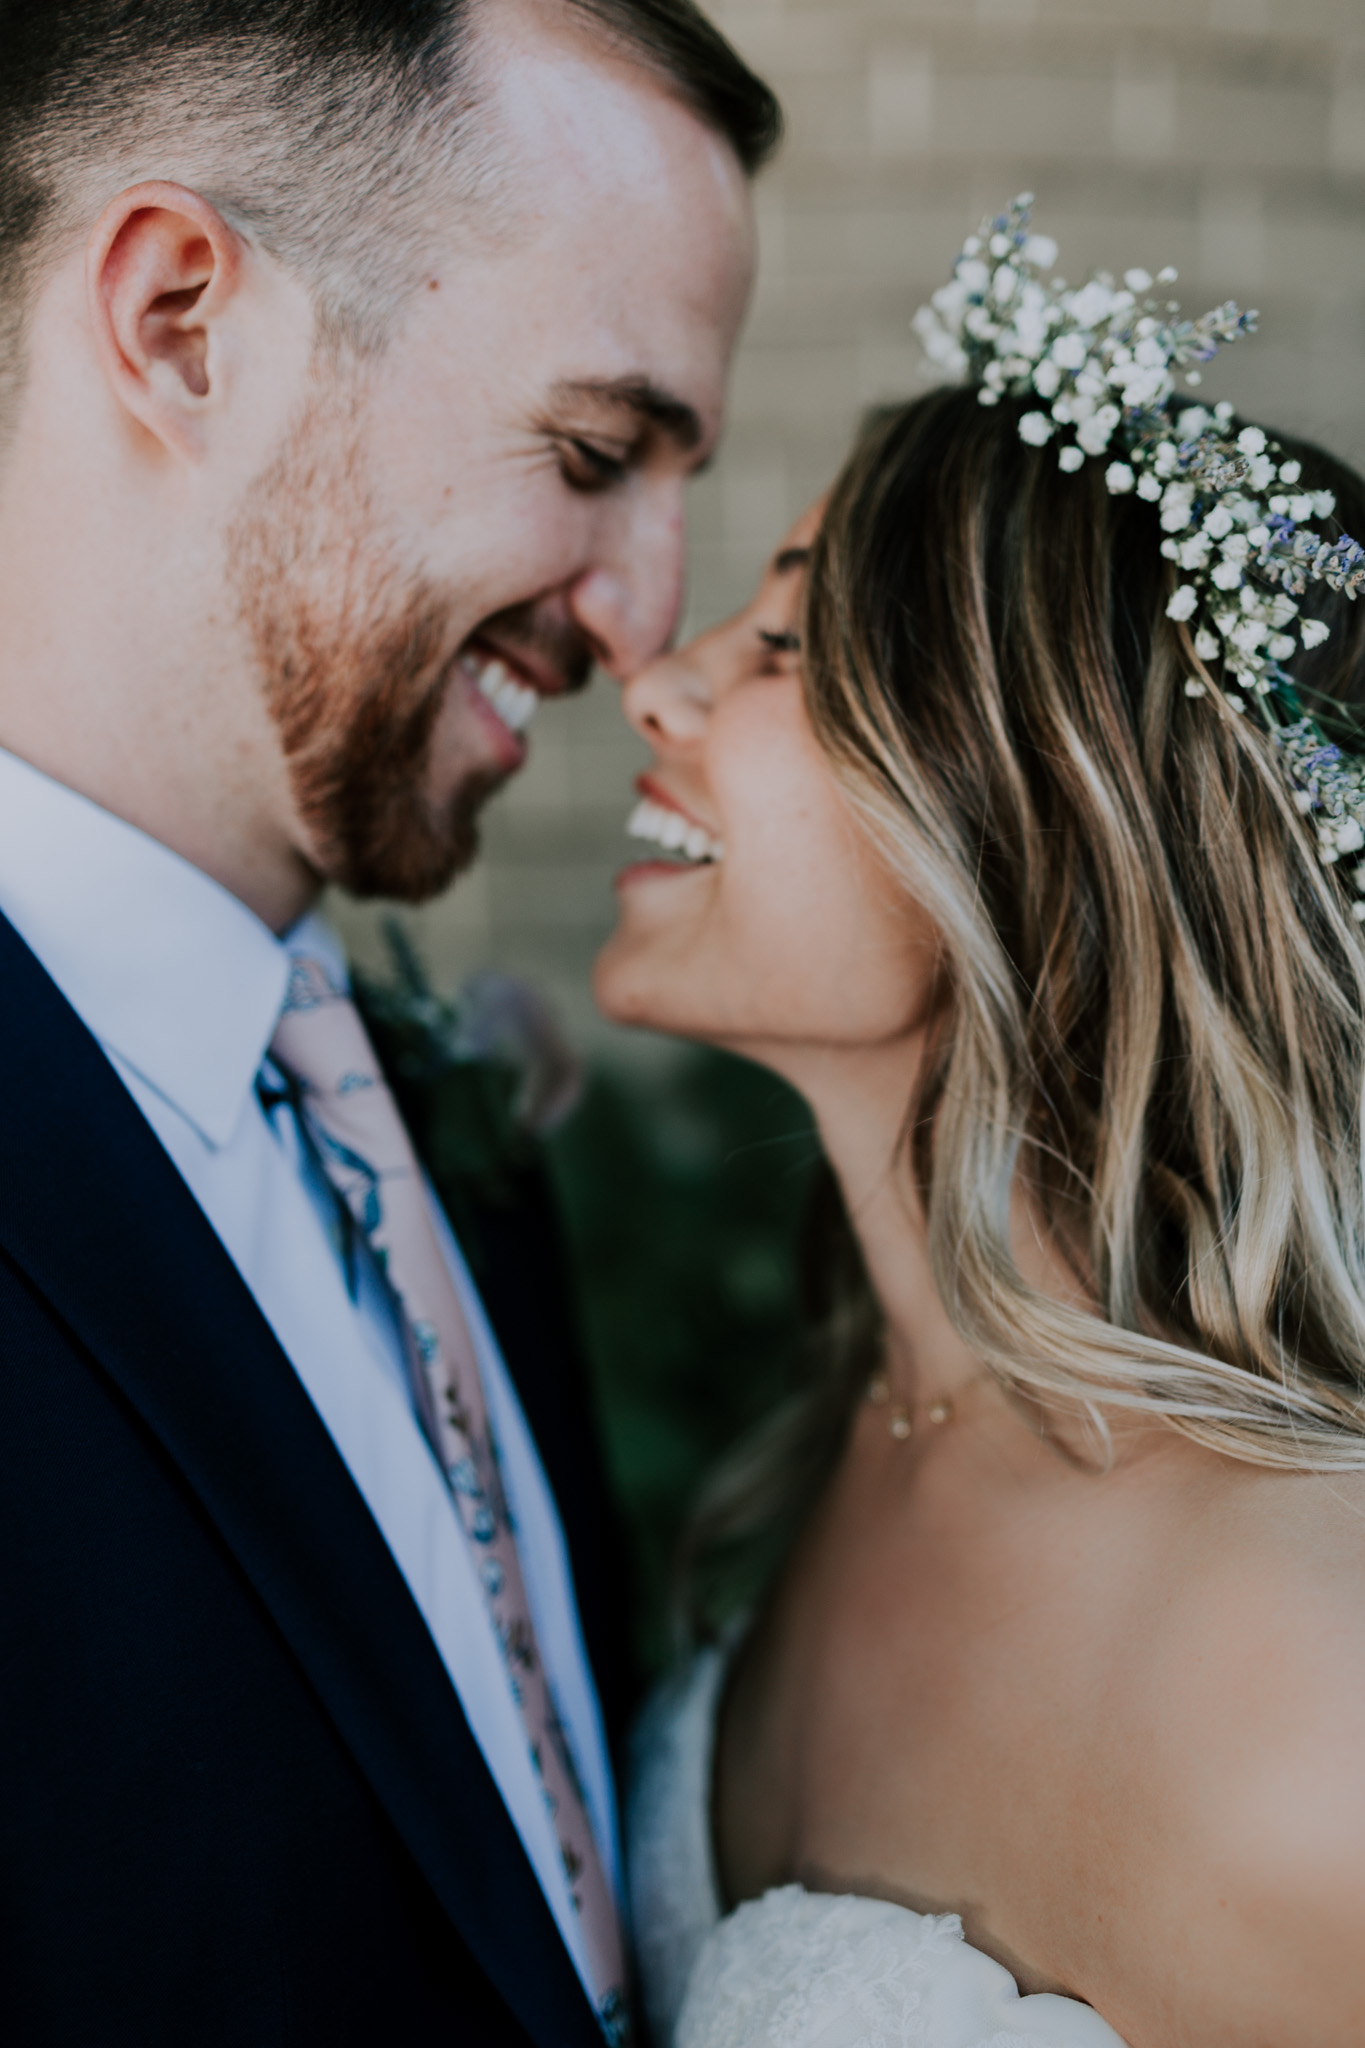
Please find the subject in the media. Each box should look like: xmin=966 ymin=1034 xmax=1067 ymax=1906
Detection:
xmin=889 ymin=1406 xmax=913 ymax=1441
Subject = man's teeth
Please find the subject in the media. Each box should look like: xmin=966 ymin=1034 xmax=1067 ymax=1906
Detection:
xmin=626 ymin=797 xmax=724 ymax=865
xmin=468 ymin=654 xmax=539 ymax=735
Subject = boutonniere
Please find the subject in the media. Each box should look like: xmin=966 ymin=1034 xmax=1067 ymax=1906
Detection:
xmin=354 ymin=920 xmax=582 ymax=1263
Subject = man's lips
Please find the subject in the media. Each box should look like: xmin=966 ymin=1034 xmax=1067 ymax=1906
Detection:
xmin=457 ymin=645 xmax=543 ymax=753
xmin=472 ymin=636 xmax=572 ymax=701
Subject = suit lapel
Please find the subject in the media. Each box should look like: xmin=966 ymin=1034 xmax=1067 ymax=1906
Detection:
xmin=0 ymin=910 xmax=603 ymax=2048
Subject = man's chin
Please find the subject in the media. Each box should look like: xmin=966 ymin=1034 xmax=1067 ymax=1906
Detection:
xmin=316 ymin=776 xmax=503 ymax=905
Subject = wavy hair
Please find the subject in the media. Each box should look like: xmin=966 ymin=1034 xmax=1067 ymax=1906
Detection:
xmin=795 ymin=384 xmax=1365 ymax=1470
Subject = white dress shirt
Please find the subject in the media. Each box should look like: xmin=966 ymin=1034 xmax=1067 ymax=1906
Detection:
xmin=0 ymin=744 xmax=619 ymax=2004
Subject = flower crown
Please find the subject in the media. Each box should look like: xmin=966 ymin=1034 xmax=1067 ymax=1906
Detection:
xmin=913 ymin=196 xmax=1365 ymax=913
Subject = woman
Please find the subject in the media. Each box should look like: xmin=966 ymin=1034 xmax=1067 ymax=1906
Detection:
xmin=600 ymin=208 xmax=1365 ymax=2047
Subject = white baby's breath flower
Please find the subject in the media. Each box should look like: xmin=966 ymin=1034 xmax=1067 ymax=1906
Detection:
xmin=1077 ymin=405 xmax=1122 ymax=456
xmin=1289 ymin=495 xmax=1314 ymax=523
xmin=1106 ymin=462 xmax=1136 ymax=493
xmin=1211 ymin=559 xmax=1243 ymax=591
xmin=1268 ymin=634 xmax=1297 ymax=661
xmin=1160 ymin=483 xmax=1195 ymax=532
xmin=1237 ymin=426 xmax=1268 ymax=457
xmin=1203 ymin=505 xmax=1234 ymax=540
xmin=1124 ymin=267 xmax=1153 ymax=292
xmin=1300 ymin=619 xmax=1332 ymax=650
xmin=1119 ymin=364 xmax=1170 ymax=409
xmin=1058 ymin=444 xmax=1085 ymax=473
xmin=1231 ymin=619 xmax=1267 ymax=652
xmin=1023 ymin=233 xmax=1059 ymax=268
xmin=1278 ymin=460 xmax=1302 ymax=485
xmin=1051 ymin=332 xmax=1088 ymax=371
xmin=1312 ymin=490 xmax=1337 ymax=519
xmin=1166 ymin=585 xmax=1198 ymax=622
xmin=1032 ymin=358 xmax=1062 ymax=399
xmin=1137 ymin=473 xmax=1163 ymax=502
xmin=1184 ymin=678 xmax=1207 ymax=697
xmin=1018 ymin=411 xmax=1055 ymax=447
xmin=957 ymin=258 xmax=990 ymax=295
xmin=1194 ymin=628 xmax=1220 ymax=660
xmin=1247 ymin=455 xmax=1276 ymax=491
xmin=1179 ymin=535 xmax=1211 ymax=570
xmin=1068 ymin=281 xmax=1114 ymax=327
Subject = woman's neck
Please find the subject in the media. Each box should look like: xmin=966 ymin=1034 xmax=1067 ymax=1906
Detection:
xmin=782 ymin=1033 xmax=1088 ymax=1424
xmin=775 ymin=1034 xmax=982 ymax=1410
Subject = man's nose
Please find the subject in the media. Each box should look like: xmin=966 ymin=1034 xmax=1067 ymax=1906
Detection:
xmin=568 ymin=487 xmax=687 ymax=679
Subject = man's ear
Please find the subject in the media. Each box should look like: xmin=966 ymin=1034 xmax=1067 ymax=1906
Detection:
xmin=87 ymin=181 xmax=244 ymax=461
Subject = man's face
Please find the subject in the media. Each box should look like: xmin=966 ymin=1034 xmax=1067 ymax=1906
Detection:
xmin=230 ymin=12 xmax=756 ymax=904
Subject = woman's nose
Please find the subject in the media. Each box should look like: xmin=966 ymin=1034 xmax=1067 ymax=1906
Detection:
xmin=620 ymin=642 xmax=714 ymax=751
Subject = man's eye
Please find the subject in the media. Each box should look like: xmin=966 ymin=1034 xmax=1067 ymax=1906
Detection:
xmin=559 ymin=438 xmax=630 ymax=491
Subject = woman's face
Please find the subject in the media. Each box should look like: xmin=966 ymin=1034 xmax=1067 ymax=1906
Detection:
xmin=594 ymin=503 xmax=941 ymax=1074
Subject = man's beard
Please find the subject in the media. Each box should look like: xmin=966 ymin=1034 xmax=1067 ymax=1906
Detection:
xmin=227 ymin=380 xmax=507 ymax=904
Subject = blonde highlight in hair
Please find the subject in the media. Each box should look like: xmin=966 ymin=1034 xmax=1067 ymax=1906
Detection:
xmin=802 ymin=385 xmax=1365 ymax=1471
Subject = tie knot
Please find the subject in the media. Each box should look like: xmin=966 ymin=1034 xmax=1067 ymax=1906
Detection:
xmin=269 ymin=955 xmax=381 ymax=1106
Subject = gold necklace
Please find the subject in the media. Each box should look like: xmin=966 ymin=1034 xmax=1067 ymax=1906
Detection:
xmin=867 ymin=1371 xmax=955 ymax=1441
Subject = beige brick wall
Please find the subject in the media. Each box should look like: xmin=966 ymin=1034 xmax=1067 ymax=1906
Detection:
xmin=334 ymin=0 xmax=1365 ymax=1050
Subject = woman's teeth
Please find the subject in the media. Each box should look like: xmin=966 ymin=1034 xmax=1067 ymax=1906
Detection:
xmin=465 ymin=653 xmax=540 ymax=735
xmin=627 ymin=797 xmax=724 ymax=865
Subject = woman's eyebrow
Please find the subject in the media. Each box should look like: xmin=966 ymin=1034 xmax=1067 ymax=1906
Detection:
xmin=772 ymin=547 xmax=811 ymax=575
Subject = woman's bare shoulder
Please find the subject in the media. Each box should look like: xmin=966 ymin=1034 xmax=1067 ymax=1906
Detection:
xmin=1108 ymin=1462 xmax=1365 ymax=2044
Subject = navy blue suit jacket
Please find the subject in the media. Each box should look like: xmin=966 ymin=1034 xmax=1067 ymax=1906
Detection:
xmin=0 ymin=908 xmax=623 ymax=2046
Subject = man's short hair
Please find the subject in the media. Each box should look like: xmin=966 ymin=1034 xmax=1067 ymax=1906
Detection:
xmin=0 ymin=0 xmax=781 ymax=446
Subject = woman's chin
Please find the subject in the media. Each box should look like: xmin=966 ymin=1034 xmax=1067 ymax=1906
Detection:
xmin=592 ymin=935 xmax=711 ymax=1043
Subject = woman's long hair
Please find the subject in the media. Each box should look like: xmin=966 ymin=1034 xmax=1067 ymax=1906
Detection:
xmin=799 ymin=384 xmax=1365 ymax=1469
xmin=682 ymin=386 xmax=1365 ymax=1640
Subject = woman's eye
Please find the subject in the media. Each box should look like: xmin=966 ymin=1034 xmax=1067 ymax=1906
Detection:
xmin=559 ymin=438 xmax=630 ymax=492
xmin=759 ymin=629 xmax=801 ymax=655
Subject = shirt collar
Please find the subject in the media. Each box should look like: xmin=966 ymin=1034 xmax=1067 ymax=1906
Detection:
xmin=0 ymin=746 xmax=346 ymax=1149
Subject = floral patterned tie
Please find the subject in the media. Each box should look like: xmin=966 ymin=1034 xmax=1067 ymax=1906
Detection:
xmin=269 ymin=956 xmax=629 ymax=2045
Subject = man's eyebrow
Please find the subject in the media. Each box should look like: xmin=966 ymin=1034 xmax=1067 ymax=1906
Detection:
xmin=773 ymin=546 xmax=811 ymax=574
xmin=551 ymin=376 xmax=705 ymax=454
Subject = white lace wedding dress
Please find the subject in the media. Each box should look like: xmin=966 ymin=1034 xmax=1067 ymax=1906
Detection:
xmin=627 ymin=1647 xmax=1131 ymax=2048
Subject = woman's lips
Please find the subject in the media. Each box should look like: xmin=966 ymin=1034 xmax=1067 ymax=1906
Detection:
xmin=625 ymin=776 xmax=725 ymax=865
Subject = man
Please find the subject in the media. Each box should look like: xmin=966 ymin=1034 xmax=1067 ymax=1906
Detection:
xmin=0 ymin=2 xmax=776 ymax=2040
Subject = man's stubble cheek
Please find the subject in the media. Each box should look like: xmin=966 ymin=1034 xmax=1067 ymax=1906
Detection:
xmin=227 ymin=394 xmax=500 ymax=903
